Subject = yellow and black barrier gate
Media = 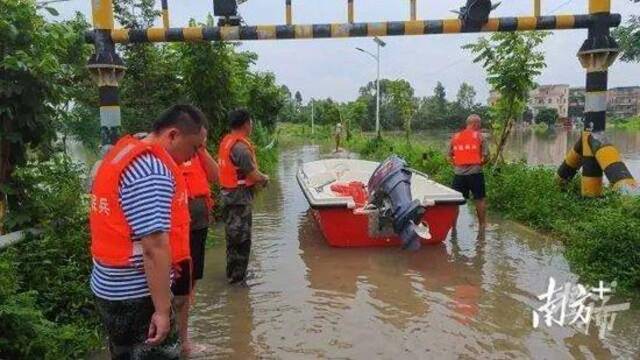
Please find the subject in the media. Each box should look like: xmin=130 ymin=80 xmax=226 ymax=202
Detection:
xmin=85 ymin=0 xmax=637 ymax=196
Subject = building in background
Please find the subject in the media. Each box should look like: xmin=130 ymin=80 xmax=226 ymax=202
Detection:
xmin=488 ymin=85 xmax=570 ymax=121
xmin=528 ymin=85 xmax=570 ymax=119
xmin=608 ymin=86 xmax=640 ymax=119
xmin=488 ymin=85 xmax=640 ymax=124
xmin=568 ymin=87 xmax=585 ymax=123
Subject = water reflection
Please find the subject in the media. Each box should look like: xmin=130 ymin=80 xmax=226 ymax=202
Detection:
xmin=186 ymin=144 xmax=640 ymax=359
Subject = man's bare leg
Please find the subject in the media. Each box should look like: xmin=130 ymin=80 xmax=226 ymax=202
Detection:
xmin=175 ymin=295 xmax=191 ymax=355
xmin=475 ymin=198 xmax=486 ymax=229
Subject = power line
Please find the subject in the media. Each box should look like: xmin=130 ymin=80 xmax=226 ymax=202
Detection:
xmin=549 ymin=0 xmax=574 ymax=14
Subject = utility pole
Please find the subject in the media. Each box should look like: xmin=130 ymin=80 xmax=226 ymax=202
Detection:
xmin=376 ymin=42 xmax=381 ymax=138
xmin=311 ymin=99 xmax=315 ymax=136
xmin=356 ymin=36 xmax=386 ymax=138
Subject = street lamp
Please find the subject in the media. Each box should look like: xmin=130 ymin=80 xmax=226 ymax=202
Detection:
xmin=356 ymin=36 xmax=386 ymax=139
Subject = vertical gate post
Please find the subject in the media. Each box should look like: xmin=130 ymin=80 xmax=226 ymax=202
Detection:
xmin=577 ymin=0 xmax=617 ymax=196
xmin=87 ymin=0 xmax=125 ymax=153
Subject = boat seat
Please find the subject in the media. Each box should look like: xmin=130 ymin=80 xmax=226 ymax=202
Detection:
xmin=336 ymin=170 xmax=370 ymax=182
xmin=308 ymin=172 xmax=337 ymax=190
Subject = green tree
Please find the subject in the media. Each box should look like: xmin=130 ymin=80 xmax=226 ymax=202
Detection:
xmin=455 ymin=82 xmax=477 ymax=111
xmin=414 ymin=82 xmax=449 ymax=129
xmin=464 ymin=31 xmax=549 ymax=163
xmin=613 ymin=15 xmax=640 ymax=62
xmin=345 ymin=98 xmax=369 ymax=133
xmin=535 ymin=107 xmax=558 ymax=126
xmin=356 ymin=79 xmax=418 ymax=133
xmin=294 ymin=91 xmax=303 ymax=105
xmin=51 ymin=13 xmax=97 ymax=151
xmin=244 ymin=71 xmax=286 ymax=130
xmin=174 ymin=14 xmax=248 ymax=140
xmin=114 ymin=0 xmax=184 ymax=135
xmin=433 ymin=82 xmax=448 ymax=113
xmin=0 ymin=0 xmax=88 ymax=226
xmin=358 ymin=79 xmax=396 ymax=130
xmin=387 ymin=80 xmax=417 ymax=141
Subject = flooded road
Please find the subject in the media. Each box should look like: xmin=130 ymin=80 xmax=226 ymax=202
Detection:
xmin=190 ymin=143 xmax=640 ymax=359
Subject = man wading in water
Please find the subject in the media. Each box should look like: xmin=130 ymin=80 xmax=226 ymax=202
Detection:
xmin=218 ymin=109 xmax=269 ymax=286
xmin=449 ymin=114 xmax=489 ymax=232
xmin=176 ymin=140 xmax=218 ymax=356
xmin=90 ymin=105 xmax=207 ymax=359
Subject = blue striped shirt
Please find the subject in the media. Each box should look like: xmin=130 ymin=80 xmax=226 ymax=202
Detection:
xmin=90 ymin=153 xmax=175 ymax=301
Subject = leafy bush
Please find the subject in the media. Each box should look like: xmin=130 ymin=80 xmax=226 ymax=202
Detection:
xmin=0 ymin=155 xmax=102 ymax=359
xmin=488 ymin=163 xmax=640 ymax=291
xmin=611 ymin=117 xmax=640 ymax=131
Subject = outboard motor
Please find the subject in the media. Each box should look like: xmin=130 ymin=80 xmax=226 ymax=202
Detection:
xmin=367 ymin=155 xmax=427 ymax=251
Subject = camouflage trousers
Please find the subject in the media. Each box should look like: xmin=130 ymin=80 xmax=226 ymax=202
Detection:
xmin=223 ymin=203 xmax=253 ymax=283
xmin=95 ymin=296 xmax=180 ymax=360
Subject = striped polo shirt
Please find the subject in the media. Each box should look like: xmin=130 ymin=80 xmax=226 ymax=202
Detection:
xmin=90 ymin=153 xmax=175 ymax=301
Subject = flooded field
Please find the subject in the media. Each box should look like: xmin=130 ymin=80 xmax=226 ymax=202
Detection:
xmin=413 ymin=127 xmax=640 ymax=180
xmin=189 ymin=143 xmax=640 ymax=359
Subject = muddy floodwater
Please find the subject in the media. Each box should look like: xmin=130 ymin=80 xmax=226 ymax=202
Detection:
xmin=189 ymin=142 xmax=640 ymax=359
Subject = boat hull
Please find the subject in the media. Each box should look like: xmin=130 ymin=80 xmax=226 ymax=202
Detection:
xmin=297 ymin=158 xmax=465 ymax=248
xmin=311 ymin=204 xmax=458 ymax=247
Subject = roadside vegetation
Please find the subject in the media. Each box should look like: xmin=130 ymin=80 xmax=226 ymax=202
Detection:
xmin=1 ymin=1 xmax=281 ymax=358
xmin=611 ymin=117 xmax=640 ymax=131
xmin=3 ymin=2 xmax=640 ymax=358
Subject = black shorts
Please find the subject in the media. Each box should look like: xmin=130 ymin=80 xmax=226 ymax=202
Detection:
xmin=452 ymin=173 xmax=486 ymax=200
xmin=94 ymin=296 xmax=180 ymax=359
xmin=190 ymin=227 xmax=208 ymax=281
xmin=170 ymin=259 xmax=192 ymax=297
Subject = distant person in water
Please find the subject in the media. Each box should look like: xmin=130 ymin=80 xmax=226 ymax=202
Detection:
xmin=334 ymin=122 xmax=343 ymax=152
xmin=448 ymin=114 xmax=489 ymax=230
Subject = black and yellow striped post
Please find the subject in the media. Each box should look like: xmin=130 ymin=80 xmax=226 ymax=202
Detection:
xmin=557 ymin=137 xmax=583 ymax=187
xmin=557 ymin=0 xmax=636 ymax=195
xmin=410 ymin=0 xmax=417 ymax=21
xmin=348 ymin=0 xmax=354 ymax=24
xmin=580 ymin=131 xmax=604 ymax=196
xmin=87 ymin=14 xmax=621 ymax=44
xmin=589 ymin=133 xmax=637 ymax=192
xmin=286 ymin=0 xmax=292 ymax=26
xmin=578 ymin=0 xmax=619 ymax=196
xmin=161 ymin=0 xmax=170 ymax=29
xmin=87 ymin=0 xmax=125 ymax=150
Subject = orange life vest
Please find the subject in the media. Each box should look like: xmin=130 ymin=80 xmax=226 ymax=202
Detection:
xmin=181 ymin=153 xmax=214 ymax=210
xmin=90 ymin=135 xmax=191 ymax=267
xmin=451 ymin=129 xmax=483 ymax=166
xmin=218 ymin=132 xmax=257 ymax=189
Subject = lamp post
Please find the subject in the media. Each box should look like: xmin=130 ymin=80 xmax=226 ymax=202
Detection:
xmin=356 ymin=36 xmax=386 ymax=138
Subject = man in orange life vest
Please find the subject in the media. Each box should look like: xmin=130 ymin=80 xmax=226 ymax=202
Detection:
xmin=449 ymin=114 xmax=489 ymax=229
xmin=175 ymin=144 xmax=218 ymax=355
xmin=219 ymin=109 xmax=269 ymax=285
xmin=90 ymin=104 xmax=207 ymax=359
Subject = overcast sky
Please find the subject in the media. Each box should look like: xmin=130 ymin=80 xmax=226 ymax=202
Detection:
xmin=56 ymin=0 xmax=639 ymax=103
